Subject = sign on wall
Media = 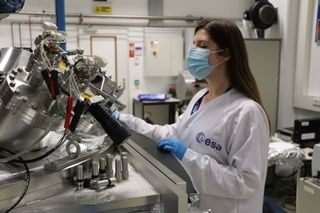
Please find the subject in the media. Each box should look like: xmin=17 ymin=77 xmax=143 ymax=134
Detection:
xmin=93 ymin=5 xmax=112 ymax=14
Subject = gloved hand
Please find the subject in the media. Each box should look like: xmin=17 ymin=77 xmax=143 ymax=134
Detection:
xmin=112 ymin=110 xmax=120 ymax=119
xmin=157 ymin=138 xmax=187 ymax=160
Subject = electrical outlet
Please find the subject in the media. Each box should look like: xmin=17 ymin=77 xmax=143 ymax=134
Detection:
xmin=312 ymin=97 xmax=320 ymax=107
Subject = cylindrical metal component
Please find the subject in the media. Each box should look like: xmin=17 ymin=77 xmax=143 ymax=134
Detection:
xmin=106 ymin=154 xmax=113 ymax=178
xmin=115 ymin=158 xmax=122 ymax=182
xmin=121 ymin=155 xmax=129 ymax=180
xmin=99 ymin=157 xmax=107 ymax=180
xmin=76 ymin=165 xmax=84 ymax=190
xmin=92 ymin=161 xmax=99 ymax=179
xmin=17 ymin=67 xmax=23 ymax=73
xmin=99 ymin=157 xmax=106 ymax=171
xmin=89 ymin=178 xmax=116 ymax=190
xmin=120 ymin=151 xmax=127 ymax=157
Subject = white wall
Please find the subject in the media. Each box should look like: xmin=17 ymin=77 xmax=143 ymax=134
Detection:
xmin=268 ymin=0 xmax=299 ymax=129
xmin=163 ymin=0 xmax=252 ymax=18
xmin=308 ymin=1 xmax=320 ymax=96
xmin=21 ymin=0 xmax=252 ymax=18
xmin=21 ymin=0 xmax=148 ymax=15
xmin=270 ymin=0 xmax=320 ymax=128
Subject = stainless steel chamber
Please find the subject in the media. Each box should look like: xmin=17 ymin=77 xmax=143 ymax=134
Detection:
xmin=0 ymin=47 xmax=31 ymax=75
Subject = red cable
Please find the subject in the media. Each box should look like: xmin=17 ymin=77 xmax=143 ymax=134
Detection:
xmin=64 ymin=96 xmax=73 ymax=129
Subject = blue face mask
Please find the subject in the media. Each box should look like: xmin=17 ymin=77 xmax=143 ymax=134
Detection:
xmin=186 ymin=47 xmax=225 ymax=80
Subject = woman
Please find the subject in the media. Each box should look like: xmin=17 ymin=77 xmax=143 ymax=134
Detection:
xmin=118 ymin=18 xmax=270 ymax=213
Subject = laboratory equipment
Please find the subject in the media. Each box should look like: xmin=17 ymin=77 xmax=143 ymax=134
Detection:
xmin=293 ymin=117 xmax=320 ymax=148
xmin=243 ymin=0 xmax=277 ymax=38
xmin=0 ymin=22 xmax=202 ymax=213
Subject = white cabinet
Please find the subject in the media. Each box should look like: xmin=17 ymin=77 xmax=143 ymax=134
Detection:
xmin=144 ymin=34 xmax=183 ymax=77
xmin=297 ymin=178 xmax=320 ymax=213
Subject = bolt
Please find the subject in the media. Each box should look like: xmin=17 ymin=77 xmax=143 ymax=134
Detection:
xmin=14 ymin=89 xmax=20 ymax=95
xmin=21 ymin=96 xmax=28 ymax=102
xmin=11 ymin=69 xmax=18 ymax=75
xmin=31 ymin=103 xmax=37 ymax=109
xmin=9 ymin=74 xmax=15 ymax=80
xmin=9 ymin=81 xmax=16 ymax=87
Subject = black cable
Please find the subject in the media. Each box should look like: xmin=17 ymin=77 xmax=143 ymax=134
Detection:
xmin=0 ymin=148 xmax=30 ymax=213
xmin=22 ymin=129 xmax=68 ymax=163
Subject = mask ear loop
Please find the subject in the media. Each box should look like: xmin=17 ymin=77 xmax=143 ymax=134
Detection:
xmin=211 ymin=60 xmax=225 ymax=67
xmin=210 ymin=49 xmax=226 ymax=55
xmin=209 ymin=49 xmax=228 ymax=67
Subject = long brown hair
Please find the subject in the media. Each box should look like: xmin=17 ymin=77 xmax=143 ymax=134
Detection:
xmin=195 ymin=18 xmax=268 ymax=116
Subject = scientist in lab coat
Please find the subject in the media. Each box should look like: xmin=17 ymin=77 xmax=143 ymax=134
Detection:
xmin=118 ymin=18 xmax=270 ymax=213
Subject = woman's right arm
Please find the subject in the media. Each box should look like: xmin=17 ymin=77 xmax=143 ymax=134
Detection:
xmin=119 ymin=113 xmax=181 ymax=141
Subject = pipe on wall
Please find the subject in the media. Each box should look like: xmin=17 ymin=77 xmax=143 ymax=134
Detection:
xmin=16 ymin=12 xmax=202 ymax=21
xmin=55 ymin=0 xmax=66 ymax=50
xmin=13 ymin=11 xmax=242 ymax=23
xmin=11 ymin=20 xmax=199 ymax=28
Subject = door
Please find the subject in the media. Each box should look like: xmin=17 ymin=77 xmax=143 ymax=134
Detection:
xmin=90 ymin=36 xmax=117 ymax=81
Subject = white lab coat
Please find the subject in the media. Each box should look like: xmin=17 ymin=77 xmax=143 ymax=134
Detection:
xmin=120 ymin=88 xmax=270 ymax=213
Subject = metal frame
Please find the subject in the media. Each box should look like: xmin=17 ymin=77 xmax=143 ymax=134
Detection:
xmin=123 ymin=139 xmax=189 ymax=213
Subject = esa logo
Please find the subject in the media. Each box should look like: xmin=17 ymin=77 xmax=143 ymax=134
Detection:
xmin=196 ymin=132 xmax=222 ymax=151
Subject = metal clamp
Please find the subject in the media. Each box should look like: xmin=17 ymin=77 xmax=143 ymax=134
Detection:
xmin=66 ymin=140 xmax=81 ymax=159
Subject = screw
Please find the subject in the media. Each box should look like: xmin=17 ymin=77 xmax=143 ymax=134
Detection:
xmin=21 ymin=96 xmax=28 ymax=102
xmin=9 ymin=81 xmax=16 ymax=87
xmin=31 ymin=103 xmax=37 ymax=109
xmin=11 ymin=69 xmax=18 ymax=75
xmin=9 ymin=74 xmax=15 ymax=80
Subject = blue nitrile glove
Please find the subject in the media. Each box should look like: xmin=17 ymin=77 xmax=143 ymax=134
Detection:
xmin=157 ymin=138 xmax=187 ymax=160
xmin=112 ymin=110 xmax=120 ymax=119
